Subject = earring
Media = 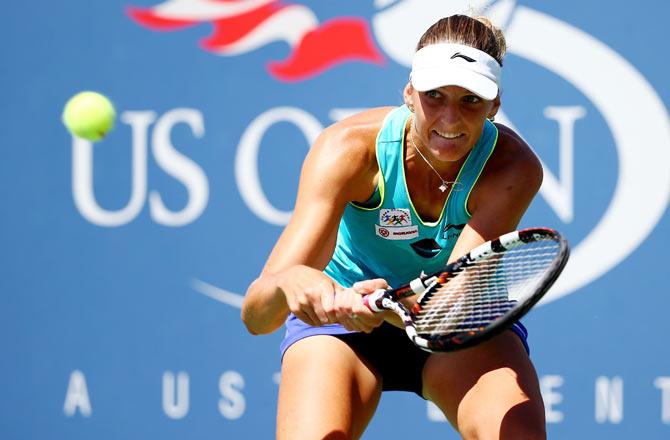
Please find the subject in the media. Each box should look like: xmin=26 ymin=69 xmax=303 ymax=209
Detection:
xmin=487 ymin=115 xmax=495 ymax=121
xmin=408 ymin=105 xmax=415 ymax=112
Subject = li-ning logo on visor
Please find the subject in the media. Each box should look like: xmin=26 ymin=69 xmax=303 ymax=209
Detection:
xmin=450 ymin=53 xmax=476 ymax=62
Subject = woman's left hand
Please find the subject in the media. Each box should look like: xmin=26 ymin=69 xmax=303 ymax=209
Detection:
xmin=334 ymin=278 xmax=389 ymax=333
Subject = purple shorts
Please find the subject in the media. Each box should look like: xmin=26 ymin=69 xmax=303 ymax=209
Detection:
xmin=280 ymin=314 xmax=530 ymax=397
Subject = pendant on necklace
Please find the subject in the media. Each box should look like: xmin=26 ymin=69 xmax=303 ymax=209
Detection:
xmin=439 ymin=182 xmax=448 ymax=192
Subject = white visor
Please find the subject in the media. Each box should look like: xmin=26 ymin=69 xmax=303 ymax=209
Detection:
xmin=410 ymin=43 xmax=501 ymax=100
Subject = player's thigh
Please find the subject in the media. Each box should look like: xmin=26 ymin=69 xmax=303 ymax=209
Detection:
xmin=277 ymin=335 xmax=382 ymax=440
xmin=422 ymin=330 xmax=545 ymax=440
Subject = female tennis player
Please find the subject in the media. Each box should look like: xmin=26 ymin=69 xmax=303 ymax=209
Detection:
xmin=242 ymin=14 xmax=546 ymax=440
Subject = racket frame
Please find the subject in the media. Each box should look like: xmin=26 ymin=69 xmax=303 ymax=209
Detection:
xmin=364 ymin=227 xmax=570 ymax=352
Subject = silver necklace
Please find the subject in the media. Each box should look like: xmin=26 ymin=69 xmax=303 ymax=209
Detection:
xmin=408 ymin=120 xmax=460 ymax=193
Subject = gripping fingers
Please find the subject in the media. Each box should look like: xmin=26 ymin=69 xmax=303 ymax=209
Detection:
xmin=352 ymin=278 xmax=390 ymax=294
xmin=341 ymin=312 xmax=374 ymax=333
xmin=349 ymin=295 xmax=384 ymax=333
xmin=335 ymin=283 xmax=388 ymax=332
xmin=351 ymin=316 xmax=376 ymax=333
xmin=334 ymin=288 xmax=358 ymax=330
xmin=321 ymin=289 xmax=337 ymax=324
xmin=295 ymin=305 xmax=320 ymax=327
xmin=289 ymin=292 xmax=322 ymax=327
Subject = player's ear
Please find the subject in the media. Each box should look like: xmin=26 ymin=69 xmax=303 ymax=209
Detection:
xmin=403 ymin=82 xmax=415 ymax=112
xmin=487 ymin=95 xmax=501 ymax=120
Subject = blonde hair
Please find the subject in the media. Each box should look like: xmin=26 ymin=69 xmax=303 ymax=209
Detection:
xmin=416 ymin=15 xmax=506 ymax=66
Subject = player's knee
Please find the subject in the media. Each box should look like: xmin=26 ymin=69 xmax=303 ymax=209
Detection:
xmin=502 ymin=401 xmax=546 ymax=439
xmin=457 ymin=400 xmax=546 ymax=440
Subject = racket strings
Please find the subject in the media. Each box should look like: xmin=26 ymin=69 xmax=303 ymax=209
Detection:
xmin=414 ymin=241 xmax=560 ymax=335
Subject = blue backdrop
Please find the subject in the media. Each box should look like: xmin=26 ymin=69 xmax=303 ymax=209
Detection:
xmin=2 ymin=1 xmax=669 ymax=438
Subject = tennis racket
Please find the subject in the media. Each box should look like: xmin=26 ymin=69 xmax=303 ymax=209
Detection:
xmin=363 ymin=227 xmax=569 ymax=352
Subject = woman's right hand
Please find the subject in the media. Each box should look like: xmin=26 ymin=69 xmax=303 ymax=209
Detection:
xmin=276 ymin=268 xmax=391 ymax=334
xmin=275 ymin=265 xmax=343 ymax=327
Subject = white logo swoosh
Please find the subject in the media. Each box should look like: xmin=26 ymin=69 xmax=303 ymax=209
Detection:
xmin=192 ymin=278 xmax=244 ymax=309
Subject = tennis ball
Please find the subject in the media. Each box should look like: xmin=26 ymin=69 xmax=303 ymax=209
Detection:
xmin=62 ymin=91 xmax=116 ymax=141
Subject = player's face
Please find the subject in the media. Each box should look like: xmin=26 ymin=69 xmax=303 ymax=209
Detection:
xmin=410 ymin=85 xmax=499 ymax=163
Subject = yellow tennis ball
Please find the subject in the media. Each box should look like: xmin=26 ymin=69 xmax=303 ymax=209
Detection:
xmin=62 ymin=91 xmax=116 ymax=141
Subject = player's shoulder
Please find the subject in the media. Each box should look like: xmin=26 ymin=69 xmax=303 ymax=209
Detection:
xmin=318 ymin=107 xmax=395 ymax=151
xmin=489 ymin=122 xmax=543 ymax=183
xmin=301 ymin=107 xmax=395 ymax=192
xmin=309 ymin=106 xmax=396 ymax=172
xmin=468 ymin=122 xmax=543 ymax=215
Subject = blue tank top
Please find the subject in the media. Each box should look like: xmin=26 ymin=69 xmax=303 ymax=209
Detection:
xmin=324 ymin=105 xmax=498 ymax=288
xmin=280 ymin=105 xmax=498 ymax=355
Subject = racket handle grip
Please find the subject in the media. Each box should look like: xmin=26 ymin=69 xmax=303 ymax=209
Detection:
xmin=363 ymin=289 xmax=386 ymax=313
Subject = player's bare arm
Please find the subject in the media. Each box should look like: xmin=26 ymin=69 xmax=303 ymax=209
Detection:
xmin=241 ymin=108 xmax=392 ymax=335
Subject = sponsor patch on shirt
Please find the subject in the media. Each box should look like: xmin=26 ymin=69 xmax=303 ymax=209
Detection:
xmin=379 ymin=208 xmax=412 ymax=227
xmin=375 ymin=224 xmax=419 ymax=240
